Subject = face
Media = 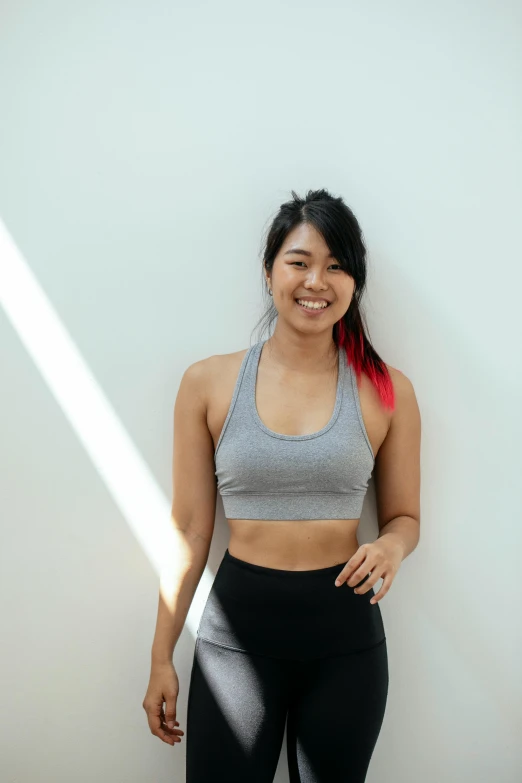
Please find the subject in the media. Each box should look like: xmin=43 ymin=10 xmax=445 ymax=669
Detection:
xmin=266 ymin=223 xmax=355 ymax=328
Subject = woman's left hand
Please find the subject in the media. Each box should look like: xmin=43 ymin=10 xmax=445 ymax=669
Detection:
xmin=334 ymin=538 xmax=404 ymax=604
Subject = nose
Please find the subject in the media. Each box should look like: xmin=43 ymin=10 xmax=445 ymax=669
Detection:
xmin=304 ymin=270 xmax=328 ymax=290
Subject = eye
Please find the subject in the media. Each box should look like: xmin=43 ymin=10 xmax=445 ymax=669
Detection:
xmin=291 ymin=262 xmax=343 ymax=270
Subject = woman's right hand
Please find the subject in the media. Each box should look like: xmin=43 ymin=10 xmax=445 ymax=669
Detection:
xmin=142 ymin=662 xmax=185 ymax=746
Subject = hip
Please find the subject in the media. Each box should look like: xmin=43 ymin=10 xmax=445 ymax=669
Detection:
xmin=197 ymin=549 xmax=386 ymax=661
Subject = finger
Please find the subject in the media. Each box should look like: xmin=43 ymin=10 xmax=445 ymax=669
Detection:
xmin=145 ymin=702 xmax=180 ymax=745
xmin=157 ymin=713 xmax=180 ymax=745
xmin=353 ymin=573 xmax=379 ymax=594
xmin=335 ymin=544 xmax=371 ymax=587
xmin=160 ymin=729 xmax=179 ymax=745
xmin=162 ymin=718 xmax=184 ymax=738
xmin=145 ymin=703 xmax=163 ymax=736
xmin=348 ymin=569 xmax=374 ymax=588
xmin=335 ymin=568 xmax=366 ymax=587
xmin=164 ymin=698 xmax=178 ymax=730
xmin=160 ymin=720 xmax=184 ymax=743
xmin=335 ymin=556 xmax=368 ymax=586
xmin=369 ymin=573 xmax=392 ymax=604
xmin=146 ymin=704 xmax=164 ymax=739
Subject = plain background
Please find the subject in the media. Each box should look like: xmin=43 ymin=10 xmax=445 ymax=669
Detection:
xmin=1 ymin=1 xmax=521 ymax=781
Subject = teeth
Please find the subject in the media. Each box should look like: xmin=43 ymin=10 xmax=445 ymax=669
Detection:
xmin=296 ymin=299 xmax=329 ymax=310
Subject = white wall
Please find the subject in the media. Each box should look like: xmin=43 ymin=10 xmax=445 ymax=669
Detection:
xmin=1 ymin=1 xmax=520 ymax=781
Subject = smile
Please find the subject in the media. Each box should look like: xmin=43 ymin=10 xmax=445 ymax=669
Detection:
xmin=295 ymin=299 xmax=331 ymax=313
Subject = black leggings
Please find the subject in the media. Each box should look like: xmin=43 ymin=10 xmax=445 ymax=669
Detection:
xmin=186 ymin=549 xmax=389 ymax=782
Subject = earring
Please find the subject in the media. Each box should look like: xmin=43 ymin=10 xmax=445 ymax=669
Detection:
xmin=268 ymin=288 xmax=273 ymax=296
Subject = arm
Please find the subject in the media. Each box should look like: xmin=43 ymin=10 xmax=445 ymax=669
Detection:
xmin=332 ymin=367 xmax=421 ymax=599
xmin=150 ymin=358 xmax=217 ymax=665
xmin=373 ymin=367 xmax=422 ymax=561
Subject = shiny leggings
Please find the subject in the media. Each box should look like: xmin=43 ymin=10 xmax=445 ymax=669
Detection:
xmin=186 ymin=549 xmax=389 ymax=782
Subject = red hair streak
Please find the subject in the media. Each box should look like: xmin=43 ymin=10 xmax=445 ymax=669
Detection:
xmin=336 ymin=318 xmax=395 ymax=413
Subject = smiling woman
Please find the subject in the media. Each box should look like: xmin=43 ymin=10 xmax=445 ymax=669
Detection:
xmin=144 ymin=188 xmax=421 ymax=783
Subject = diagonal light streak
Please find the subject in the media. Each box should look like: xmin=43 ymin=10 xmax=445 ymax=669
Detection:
xmin=0 ymin=217 xmax=213 ymax=633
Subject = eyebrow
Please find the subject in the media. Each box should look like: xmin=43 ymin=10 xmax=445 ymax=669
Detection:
xmin=283 ymin=247 xmax=335 ymax=258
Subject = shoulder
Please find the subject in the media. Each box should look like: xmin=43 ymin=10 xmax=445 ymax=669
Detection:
xmin=358 ymin=360 xmax=417 ymax=406
xmin=182 ymin=346 xmax=249 ymax=405
xmin=384 ymin=362 xmax=421 ymax=423
xmin=385 ymin=362 xmax=414 ymax=395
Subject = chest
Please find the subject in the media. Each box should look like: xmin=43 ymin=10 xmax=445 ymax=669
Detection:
xmin=207 ymin=350 xmax=391 ymax=460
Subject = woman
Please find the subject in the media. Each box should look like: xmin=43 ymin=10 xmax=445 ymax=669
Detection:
xmin=143 ymin=188 xmax=421 ymax=782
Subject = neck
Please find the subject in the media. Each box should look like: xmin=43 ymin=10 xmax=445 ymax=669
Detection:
xmin=264 ymin=328 xmax=338 ymax=374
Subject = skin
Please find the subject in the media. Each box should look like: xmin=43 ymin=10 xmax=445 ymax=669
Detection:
xmin=144 ymin=221 xmax=421 ymax=747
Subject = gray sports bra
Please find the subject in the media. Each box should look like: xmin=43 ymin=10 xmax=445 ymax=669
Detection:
xmin=214 ymin=339 xmax=375 ymax=520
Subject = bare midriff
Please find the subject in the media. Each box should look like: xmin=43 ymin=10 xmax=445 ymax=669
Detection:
xmin=207 ymin=346 xmax=392 ymax=571
xmin=227 ymin=517 xmax=361 ymax=570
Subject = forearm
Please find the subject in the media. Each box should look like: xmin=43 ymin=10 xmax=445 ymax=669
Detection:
xmin=377 ymin=515 xmax=420 ymax=560
xmin=150 ymin=526 xmax=210 ymax=665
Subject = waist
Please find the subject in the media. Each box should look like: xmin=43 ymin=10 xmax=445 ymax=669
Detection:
xmin=227 ymin=517 xmax=360 ymax=570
